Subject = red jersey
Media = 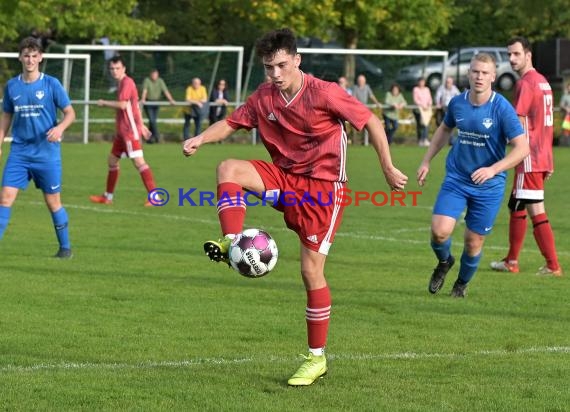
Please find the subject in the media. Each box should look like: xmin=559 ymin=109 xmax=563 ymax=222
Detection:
xmin=116 ymin=75 xmax=145 ymax=140
xmin=514 ymin=69 xmax=554 ymax=173
xmin=227 ymin=73 xmax=372 ymax=182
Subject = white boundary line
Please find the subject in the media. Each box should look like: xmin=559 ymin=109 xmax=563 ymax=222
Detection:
xmin=22 ymin=200 xmax=570 ymax=256
xmin=2 ymin=346 xmax=568 ymax=373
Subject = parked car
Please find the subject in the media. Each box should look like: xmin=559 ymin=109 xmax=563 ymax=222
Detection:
xmin=396 ymin=47 xmax=518 ymax=91
xmin=298 ymin=37 xmax=384 ymax=87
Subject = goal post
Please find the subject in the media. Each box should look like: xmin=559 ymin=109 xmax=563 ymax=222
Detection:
xmin=0 ymin=52 xmax=91 ymax=143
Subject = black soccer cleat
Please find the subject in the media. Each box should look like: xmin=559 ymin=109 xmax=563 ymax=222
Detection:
xmin=450 ymin=279 xmax=467 ymax=298
xmin=54 ymin=248 xmax=73 ymax=259
xmin=428 ymin=255 xmax=455 ymax=294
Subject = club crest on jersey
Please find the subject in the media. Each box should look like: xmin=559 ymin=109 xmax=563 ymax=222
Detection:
xmin=35 ymin=90 xmax=45 ymax=100
xmin=482 ymin=118 xmax=493 ymax=129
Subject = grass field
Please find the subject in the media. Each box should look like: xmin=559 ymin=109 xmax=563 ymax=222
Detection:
xmin=1 ymin=142 xmax=568 ymax=411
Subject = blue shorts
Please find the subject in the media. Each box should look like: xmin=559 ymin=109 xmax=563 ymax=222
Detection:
xmin=433 ymin=178 xmax=505 ymax=236
xmin=1 ymin=156 xmax=62 ymax=194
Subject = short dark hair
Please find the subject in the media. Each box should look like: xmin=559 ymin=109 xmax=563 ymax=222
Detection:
xmin=508 ymin=36 xmax=531 ymax=52
xmin=255 ymin=28 xmax=297 ymax=60
xmin=109 ymin=55 xmax=126 ymax=67
xmin=19 ymin=37 xmax=43 ymax=54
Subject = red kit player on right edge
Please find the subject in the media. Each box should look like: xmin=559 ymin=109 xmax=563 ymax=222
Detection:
xmin=490 ymin=36 xmax=562 ymax=277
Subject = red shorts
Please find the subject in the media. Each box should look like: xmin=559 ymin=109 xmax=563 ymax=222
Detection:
xmin=250 ymin=160 xmax=346 ymax=255
xmin=111 ymin=134 xmax=143 ymax=159
xmin=511 ymin=171 xmax=547 ymax=201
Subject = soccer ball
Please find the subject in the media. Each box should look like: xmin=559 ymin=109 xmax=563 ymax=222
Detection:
xmin=229 ymin=229 xmax=278 ymax=278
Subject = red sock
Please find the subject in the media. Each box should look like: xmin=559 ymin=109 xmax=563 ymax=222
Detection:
xmin=306 ymin=286 xmax=331 ymax=350
xmin=138 ymin=164 xmax=156 ymax=192
xmin=505 ymin=210 xmax=527 ymax=262
xmin=532 ymin=213 xmax=560 ymax=270
xmin=217 ymin=182 xmax=246 ymax=235
xmin=106 ymin=165 xmax=120 ymax=194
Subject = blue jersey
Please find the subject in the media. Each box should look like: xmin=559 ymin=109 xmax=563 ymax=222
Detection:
xmin=443 ymin=91 xmax=523 ymax=187
xmin=2 ymin=73 xmax=71 ymax=162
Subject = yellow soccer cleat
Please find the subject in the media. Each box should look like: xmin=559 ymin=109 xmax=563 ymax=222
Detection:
xmin=287 ymin=353 xmax=327 ymax=386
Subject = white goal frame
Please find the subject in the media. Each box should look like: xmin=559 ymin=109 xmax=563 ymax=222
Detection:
xmin=0 ymin=52 xmax=91 ymax=143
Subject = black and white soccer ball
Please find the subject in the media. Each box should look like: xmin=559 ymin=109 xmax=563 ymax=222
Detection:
xmin=229 ymin=229 xmax=278 ymax=278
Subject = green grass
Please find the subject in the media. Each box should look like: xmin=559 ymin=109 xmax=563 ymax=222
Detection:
xmin=1 ymin=143 xmax=568 ymax=411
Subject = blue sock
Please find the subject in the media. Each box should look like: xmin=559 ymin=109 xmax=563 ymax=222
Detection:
xmin=431 ymin=238 xmax=451 ymax=262
xmin=51 ymin=207 xmax=71 ymax=249
xmin=0 ymin=206 xmax=12 ymax=239
xmin=458 ymin=250 xmax=482 ymax=284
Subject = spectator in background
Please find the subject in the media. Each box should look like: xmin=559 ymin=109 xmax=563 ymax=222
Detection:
xmin=560 ymin=82 xmax=570 ymax=143
xmin=351 ymin=74 xmax=380 ymax=108
xmin=412 ymin=77 xmax=433 ymax=147
xmin=337 ymin=76 xmax=352 ymax=95
xmin=208 ymin=79 xmax=230 ymax=126
xmin=383 ymin=83 xmax=407 ymax=145
xmin=183 ymin=77 xmax=208 ymax=140
xmin=140 ymin=68 xmax=176 ymax=144
xmin=351 ymin=74 xmax=380 ymax=144
xmin=435 ymin=76 xmax=460 ymax=127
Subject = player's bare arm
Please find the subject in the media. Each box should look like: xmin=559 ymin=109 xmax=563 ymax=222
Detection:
xmin=417 ymin=123 xmax=453 ymax=186
xmin=97 ymin=99 xmax=128 ymax=110
xmin=470 ymin=134 xmax=529 ymax=185
xmin=47 ymin=105 xmax=76 ymax=142
xmin=366 ymin=115 xmax=408 ymax=190
xmin=183 ymin=120 xmax=235 ymax=157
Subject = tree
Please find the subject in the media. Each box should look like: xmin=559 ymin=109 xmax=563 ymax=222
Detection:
xmin=222 ymin=0 xmax=455 ymax=82
xmin=0 ymin=0 xmax=163 ymax=46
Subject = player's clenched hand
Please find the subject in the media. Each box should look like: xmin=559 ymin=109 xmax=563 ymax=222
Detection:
xmin=384 ymin=166 xmax=408 ymax=191
xmin=183 ymin=136 xmax=203 ymax=157
xmin=417 ymin=163 xmax=430 ymax=187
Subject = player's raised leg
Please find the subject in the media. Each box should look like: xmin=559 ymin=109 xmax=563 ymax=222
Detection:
xmin=204 ymin=159 xmax=263 ymax=263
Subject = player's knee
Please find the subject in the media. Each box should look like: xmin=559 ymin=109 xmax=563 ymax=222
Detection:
xmin=216 ymin=159 xmax=241 ymax=181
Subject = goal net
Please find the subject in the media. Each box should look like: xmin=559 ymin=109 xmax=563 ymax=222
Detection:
xmin=0 ymin=52 xmax=91 ymax=143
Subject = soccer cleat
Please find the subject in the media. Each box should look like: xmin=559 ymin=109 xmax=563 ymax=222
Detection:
xmin=144 ymin=200 xmax=154 ymax=207
xmin=89 ymin=194 xmax=112 ymax=205
xmin=450 ymin=279 xmax=467 ymax=298
xmin=536 ymin=265 xmax=563 ymax=277
xmin=490 ymin=259 xmax=519 ymax=273
xmin=287 ymin=353 xmax=327 ymax=386
xmin=54 ymin=248 xmax=73 ymax=259
xmin=428 ymin=255 xmax=455 ymax=294
xmin=203 ymin=236 xmax=232 ymax=265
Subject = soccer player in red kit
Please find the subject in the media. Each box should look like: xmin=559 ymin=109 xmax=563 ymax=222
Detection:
xmin=183 ymin=28 xmax=408 ymax=385
xmin=90 ymin=55 xmax=157 ymax=207
xmin=490 ymin=36 xmax=562 ymax=276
